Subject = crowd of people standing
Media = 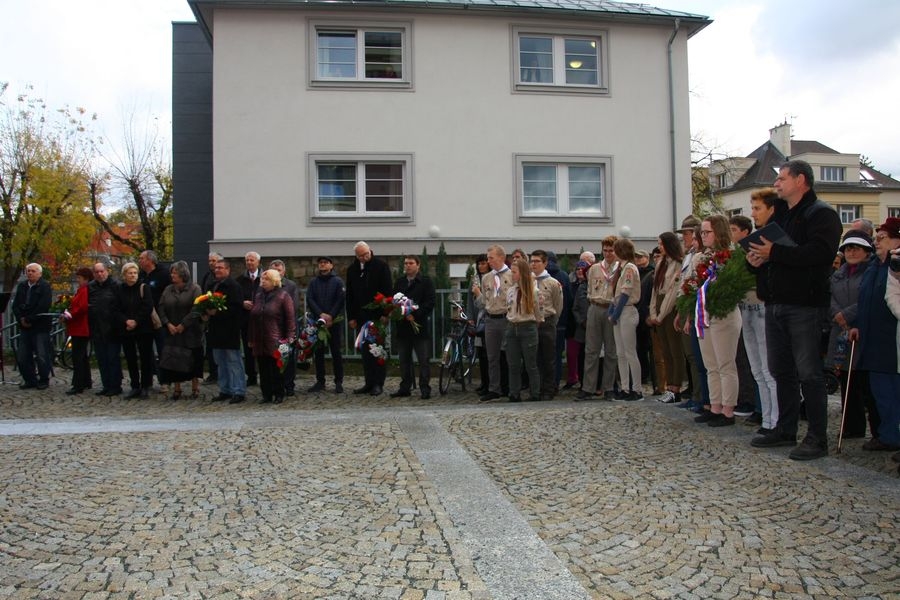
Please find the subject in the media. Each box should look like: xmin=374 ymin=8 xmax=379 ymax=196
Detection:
xmin=10 ymin=160 xmax=900 ymax=463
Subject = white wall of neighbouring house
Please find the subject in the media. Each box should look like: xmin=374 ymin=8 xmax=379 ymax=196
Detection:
xmin=209 ymin=7 xmax=694 ymax=253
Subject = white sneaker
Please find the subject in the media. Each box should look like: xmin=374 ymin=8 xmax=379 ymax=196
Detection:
xmin=657 ymin=390 xmax=677 ymax=404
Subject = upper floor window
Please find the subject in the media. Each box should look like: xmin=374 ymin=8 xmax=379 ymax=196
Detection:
xmin=821 ymin=166 xmax=845 ymax=182
xmin=715 ymin=173 xmax=728 ymax=189
xmin=308 ymin=153 xmax=413 ymax=223
xmin=837 ymin=204 xmax=861 ymax=224
xmin=513 ymin=27 xmax=608 ymax=95
xmin=310 ymin=21 xmax=412 ymax=89
xmin=515 ymin=154 xmax=611 ymax=223
xmin=888 ymin=207 xmax=900 ymax=218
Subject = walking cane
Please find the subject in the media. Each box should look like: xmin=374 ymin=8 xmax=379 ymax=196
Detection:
xmin=836 ymin=338 xmax=856 ymax=454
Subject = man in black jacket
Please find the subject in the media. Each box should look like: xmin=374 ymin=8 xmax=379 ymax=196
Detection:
xmin=390 ymin=255 xmax=436 ymax=399
xmin=748 ymin=159 xmax=842 ymax=460
xmin=236 ymin=251 xmax=262 ymax=386
xmin=346 ymin=241 xmax=393 ymax=396
xmin=89 ymin=263 xmax=123 ymax=396
xmin=207 ymin=259 xmax=246 ymax=403
xmin=12 ymin=263 xmax=53 ymax=389
xmin=306 ymin=257 xmax=346 ymax=394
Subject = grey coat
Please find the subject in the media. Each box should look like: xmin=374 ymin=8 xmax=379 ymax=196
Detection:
xmin=158 ymin=283 xmax=204 ymax=349
xmin=825 ymin=257 xmax=873 ymax=369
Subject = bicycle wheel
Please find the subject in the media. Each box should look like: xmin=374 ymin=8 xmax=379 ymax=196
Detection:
xmin=439 ymin=339 xmax=458 ymax=395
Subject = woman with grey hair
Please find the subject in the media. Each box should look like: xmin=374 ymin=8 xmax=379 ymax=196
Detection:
xmin=249 ymin=269 xmax=296 ymax=404
xmin=158 ymin=260 xmax=204 ymax=399
xmin=115 ymin=261 xmax=156 ymax=398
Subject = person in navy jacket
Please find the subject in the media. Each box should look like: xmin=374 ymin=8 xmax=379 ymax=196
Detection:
xmin=12 ymin=263 xmax=52 ymax=390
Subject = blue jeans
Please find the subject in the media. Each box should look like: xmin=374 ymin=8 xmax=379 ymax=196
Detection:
xmin=766 ymin=304 xmax=828 ymax=446
xmin=212 ymin=348 xmax=246 ymax=396
xmin=16 ymin=329 xmax=51 ymax=385
xmin=93 ymin=338 xmax=123 ymax=392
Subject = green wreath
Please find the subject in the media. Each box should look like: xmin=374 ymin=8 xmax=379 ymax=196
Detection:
xmin=676 ymin=246 xmax=755 ymax=320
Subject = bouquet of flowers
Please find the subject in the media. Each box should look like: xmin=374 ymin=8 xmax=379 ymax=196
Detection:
xmin=366 ymin=292 xmax=421 ymax=333
xmin=676 ymin=246 xmax=754 ymax=337
xmin=193 ymin=291 xmax=228 ymax=314
xmin=293 ymin=314 xmax=338 ymax=361
xmin=51 ymin=294 xmax=72 ymax=313
xmin=273 ymin=339 xmax=293 ymax=373
xmin=354 ymin=320 xmax=388 ymax=366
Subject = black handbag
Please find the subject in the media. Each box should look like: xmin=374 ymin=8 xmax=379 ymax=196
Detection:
xmin=160 ymin=344 xmax=193 ymax=372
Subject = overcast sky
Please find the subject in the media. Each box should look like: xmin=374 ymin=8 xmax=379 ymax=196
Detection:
xmin=3 ymin=0 xmax=899 ymax=176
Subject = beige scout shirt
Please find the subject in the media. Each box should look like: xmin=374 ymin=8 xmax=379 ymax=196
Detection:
xmin=614 ymin=262 xmax=641 ymax=305
xmin=649 ymin=259 xmax=682 ymax=321
xmin=586 ymin=259 xmax=619 ymax=305
xmin=535 ymin=272 xmax=563 ymax=319
xmin=505 ymin=283 xmax=542 ymax=324
xmin=481 ymin=267 xmax=515 ymax=315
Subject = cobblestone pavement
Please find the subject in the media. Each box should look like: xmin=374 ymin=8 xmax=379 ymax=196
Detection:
xmin=0 ymin=369 xmax=897 ymax=599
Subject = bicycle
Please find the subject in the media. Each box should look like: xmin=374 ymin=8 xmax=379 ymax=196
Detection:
xmin=438 ymin=300 xmax=478 ymax=395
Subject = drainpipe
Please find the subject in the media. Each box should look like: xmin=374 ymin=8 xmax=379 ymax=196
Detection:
xmin=667 ymin=18 xmax=681 ymax=230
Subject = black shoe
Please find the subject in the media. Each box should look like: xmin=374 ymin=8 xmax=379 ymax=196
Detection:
xmin=95 ymin=388 xmax=110 ymax=396
xmin=479 ymin=391 xmax=501 ymax=402
xmin=354 ymin=385 xmax=372 ymax=395
xmin=862 ymin=438 xmax=900 ymax=452
xmin=733 ymin=404 xmax=755 ymax=417
xmin=708 ymin=414 xmax=735 ymax=427
xmin=212 ymin=393 xmax=232 ymax=402
xmin=334 ymin=383 xmax=344 ymax=394
xmin=19 ymin=382 xmax=37 ymax=390
xmin=751 ymin=432 xmax=797 ymax=448
xmin=105 ymin=388 xmax=123 ymax=397
xmin=285 ymin=389 xmax=295 ymax=397
xmin=260 ymin=396 xmax=273 ymax=404
xmin=125 ymin=388 xmax=142 ymax=399
xmin=756 ymin=427 xmax=774 ymax=435
xmin=789 ymin=441 xmax=827 ymax=461
xmin=574 ymin=390 xmax=592 ymax=402
xmin=561 ymin=382 xmax=577 ymax=390
xmin=625 ymin=391 xmax=643 ymax=401
xmin=390 ymin=390 xmax=411 ymax=398
xmin=370 ymin=385 xmax=383 ymax=396
xmin=203 ymin=375 xmax=217 ymax=385
xmin=273 ymin=396 xmax=284 ymax=404
xmin=891 ymin=451 xmax=900 ymax=464
xmin=421 ymin=390 xmax=431 ymax=400
xmin=745 ymin=412 xmax=763 ymax=425
xmin=229 ymin=395 xmax=245 ymax=404
xmin=474 ymin=385 xmax=488 ymax=394
xmin=694 ymin=410 xmax=715 ymax=423
xmin=65 ymin=388 xmax=83 ymax=396
xmin=246 ymin=377 xmax=257 ymax=387
xmin=36 ymin=382 xmax=49 ymax=390
xmin=508 ymin=395 xmax=522 ymax=403
xmin=308 ymin=382 xmax=326 ymax=393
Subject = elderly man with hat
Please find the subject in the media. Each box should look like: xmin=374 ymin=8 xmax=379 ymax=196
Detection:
xmin=849 ymin=217 xmax=900 ymax=453
xmin=826 ymin=229 xmax=878 ymax=441
xmin=306 ymin=256 xmax=346 ymax=393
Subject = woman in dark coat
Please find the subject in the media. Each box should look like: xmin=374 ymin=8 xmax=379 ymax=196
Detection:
xmin=61 ymin=266 xmax=94 ymax=395
xmin=116 ymin=261 xmax=155 ymax=398
xmin=248 ymin=269 xmax=296 ymax=404
xmin=158 ymin=261 xmax=204 ymax=399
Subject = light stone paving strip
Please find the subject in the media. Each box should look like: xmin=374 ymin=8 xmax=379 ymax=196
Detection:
xmin=442 ymin=404 xmax=900 ymax=600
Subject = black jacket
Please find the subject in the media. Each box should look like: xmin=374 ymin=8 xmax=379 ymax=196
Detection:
xmin=766 ymin=190 xmax=842 ymax=307
xmin=114 ymin=281 xmax=155 ymax=336
xmin=235 ymin=271 xmax=261 ymax=325
xmin=12 ymin=277 xmax=52 ymax=333
xmin=307 ymin=271 xmax=346 ymax=319
xmin=346 ymin=255 xmax=393 ymax=323
xmin=138 ymin=265 xmax=171 ymax=308
xmin=393 ymin=273 xmax=436 ymax=339
xmin=88 ymin=278 xmax=120 ymax=340
xmin=206 ymin=277 xmax=244 ymax=349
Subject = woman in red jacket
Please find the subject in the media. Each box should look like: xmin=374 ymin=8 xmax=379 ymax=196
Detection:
xmin=61 ymin=267 xmax=93 ymax=395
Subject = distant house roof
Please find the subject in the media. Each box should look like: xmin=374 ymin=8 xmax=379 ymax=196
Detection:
xmin=727 ymin=140 xmax=900 ymax=194
xmin=187 ymin=0 xmax=711 ymax=40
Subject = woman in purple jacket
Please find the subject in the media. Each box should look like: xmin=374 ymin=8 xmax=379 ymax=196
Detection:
xmin=248 ymin=269 xmax=296 ymax=404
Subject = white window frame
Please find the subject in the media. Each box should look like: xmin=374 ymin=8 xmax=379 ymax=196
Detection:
xmin=511 ymin=25 xmax=608 ymax=95
xmin=837 ymin=204 xmax=861 ymax=224
xmin=308 ymin=153 xmax=414 ymax=223
xmin=888 ymin=207 xmax=900 ymax=218
xmin=309 ymin=20 xmax=413 ymax=90
xmin=514 ymin=154 xmax=612 ymax=223
xmin=821 ymin=166 xmax=846 ymax=182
